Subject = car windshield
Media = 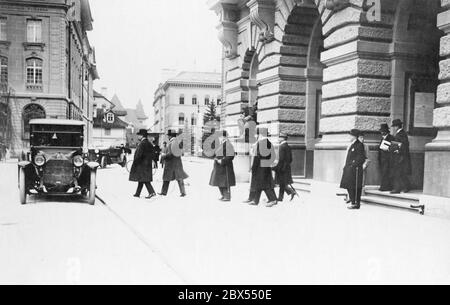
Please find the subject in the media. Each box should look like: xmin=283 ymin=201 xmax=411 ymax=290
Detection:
xmin=30 ymin=125 xmax=83 ymax=147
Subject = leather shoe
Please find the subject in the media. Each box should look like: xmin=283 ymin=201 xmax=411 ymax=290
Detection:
xmin=133 ymin=194 xmax=140 ymax=198
xmin=248 ymin=201 xmax=259 ymax=206
xmin=158 ymin=193 xmax=167 ymax=196
xmin=146 ymin=194 xmax=156 ymax=199
xmin=348 ymin=204 xmax=360 ymax=210
xmin=266 ymin=201 xmax=278 ymax=208
xmin=180 ymin=194 xmax=186 ymax=197
xmin=243 ymin=199 xmax=254 ymax=204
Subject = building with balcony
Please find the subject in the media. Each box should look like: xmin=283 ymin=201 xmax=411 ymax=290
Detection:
xmin=209 ymin=0 xmax=450 ymax=216
xmin=0 ymin=0 xmax=99 ymax=156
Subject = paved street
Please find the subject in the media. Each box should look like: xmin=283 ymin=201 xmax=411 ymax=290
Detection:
xmin=1 ymin=158 xmax=450 ymax=284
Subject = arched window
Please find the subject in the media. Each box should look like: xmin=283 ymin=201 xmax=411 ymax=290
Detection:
xmin=179 ymin=94 xmax=185 ymax=105
xmin=0 ymin=57 xmax=7 ymax=83
xmin=191 ymin=113 xmax=197 ymax=126
xmin=26 ymin=58 xmax=43 ymax=85
xmin=178 ymin=113 xmax=185 ymax=126
xmin=192 ymin=95 xmax=198 ymax=105
xmin=205 ymin=95 xmax=210 ymax=106
xmin=22 ymin=104 xmax=45 ymax=140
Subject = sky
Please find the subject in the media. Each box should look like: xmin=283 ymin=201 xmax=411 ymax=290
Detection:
xmin=88 ymin=0 xmax=222 ymax=122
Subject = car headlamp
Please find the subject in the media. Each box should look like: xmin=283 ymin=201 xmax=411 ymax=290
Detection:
xmin=73 ymin=155 xmax=84 ymax=167
xmin=95 ymin=149 xmax=100 ymax=154
xmin=34 ymin=154 xmax=46 ymax=167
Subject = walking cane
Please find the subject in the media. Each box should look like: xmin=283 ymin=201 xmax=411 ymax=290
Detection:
xmin=355 ymin=166 xmax=359 ymax=207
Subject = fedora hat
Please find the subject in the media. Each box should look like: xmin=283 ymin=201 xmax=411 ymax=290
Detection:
xmin=349 ymin=129 xmax=361 ymax=138
xmin=391 ymin=119 xmax=403 ymax=128
xmin=137 ymin=129 xmax=148 ymax=136
xmin=379 ymin=123 xmax=390 ymax=133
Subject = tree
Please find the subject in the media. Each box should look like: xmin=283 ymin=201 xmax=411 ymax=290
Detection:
xmin=203 ymin=100 xmax=221 ymax=125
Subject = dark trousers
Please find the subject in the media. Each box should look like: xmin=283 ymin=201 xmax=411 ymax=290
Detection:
xmin=278 ymin=184 xmax=295 ymax=201
xmin=161 ymin=180 xmax=186 ymax=195
xmin=135 ymin=182 xmax=155 ymax=196
xmin=254 ymin=189 xmax=277 ymax=205
xmin=219 ymin=187 xmax=231 ymax=200
xmin=392 ymin=171 xmax=411 ymax=192
xmin=347 ymin=188 xmax=362 ymax=206
xmin=379 ymin=161 xmax=392 ymax=191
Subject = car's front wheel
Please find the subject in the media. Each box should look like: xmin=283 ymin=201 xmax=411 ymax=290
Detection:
xmin=19 ymin=168 xmax=27 ymax=205
xmin=88 ymin=170 xmax=97 ymax=205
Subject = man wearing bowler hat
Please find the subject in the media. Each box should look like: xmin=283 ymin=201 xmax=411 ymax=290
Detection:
xmin=378 ymin=123 xmax=395 ymax=192
xmin=272 ymin=133 xmax=297 ymax=202
xmin=209 ymin=130 xmax=236 ymax=202
xmin=159 ymin=130 xmax=188 ymax=197
xmin=390 ymin=119 xmax=412 ymax=194
xmin=129 ymin=129 xmax=156 ymax=199
xmin=340 ymin=129 xmax=367 ymax=210
xmin=247 ymin=127 xmax=278 ymax=207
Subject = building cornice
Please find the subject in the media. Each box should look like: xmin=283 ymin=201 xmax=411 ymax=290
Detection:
xmin=0 ymin=0 xmax=70 ymax=11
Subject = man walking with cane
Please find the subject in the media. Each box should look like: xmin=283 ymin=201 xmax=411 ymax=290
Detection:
xmin=340 ymin=129 xmax=366 ymax=210
xmin=209 ymin=130 xmax=236 ymax=202
xmin=273 ymin=133 xmax=297 ymax=202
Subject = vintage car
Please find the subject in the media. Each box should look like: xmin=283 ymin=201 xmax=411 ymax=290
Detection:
xmin=88 ymin=145 xmax=131 ymax=168
xmin=18 ymin=119 xmax=99 ymax=205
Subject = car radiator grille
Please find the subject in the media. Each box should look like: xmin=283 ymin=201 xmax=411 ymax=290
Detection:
xmin=43 ymin=160 xmax=74 ymax=186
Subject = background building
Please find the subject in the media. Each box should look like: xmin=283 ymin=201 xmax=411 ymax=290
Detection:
xmin=0 ymin=0 xmax=99 ymax=156
xmin=153 ymin=71 xmax=222 ymax=154
xmin=209 ymin=0 xmax=450 ymax=205
xmin=92 ymin=90 xmax=128 ymax=148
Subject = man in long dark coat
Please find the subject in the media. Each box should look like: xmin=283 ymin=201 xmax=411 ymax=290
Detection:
xmin=129 ymin=129 xmax=156 ymax=199
xmin=390 ymin=119 xmax=412 ymax=194
xmin=273 ymin=134 xmax=296 ymax=202
xmin=378 ymin=123 xmax=395 ymax=192
xmin=209 ymin=131 xmax=236 ymax=202
xmin=248 ymin=127 xmax=278 ymax=207
xmin=340 ymin=129 xmax=367 ymax=210
xmin=159 ymin=130 xmax=189 ymax=197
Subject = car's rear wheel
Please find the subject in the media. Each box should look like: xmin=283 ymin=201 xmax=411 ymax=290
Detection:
xmin=19 ymin=168 xmax=27 ymax=205
xmin=88 ymin=170 xmax=97 ymax=205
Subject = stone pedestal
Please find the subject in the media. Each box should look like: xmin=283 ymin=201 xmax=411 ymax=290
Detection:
xmin=424 ymin=5 xmax=450 ymax=198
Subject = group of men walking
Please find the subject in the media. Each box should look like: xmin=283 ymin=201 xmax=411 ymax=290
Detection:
xmin=128 ymin=127 xmax=298 ymax=207
xmin=129 ymin=119 xmax=412 ymax=210
xmin=340 ymin=119 xmax=412 ymax=210
xmin=129 ymin=129 xmax=188 ymax=199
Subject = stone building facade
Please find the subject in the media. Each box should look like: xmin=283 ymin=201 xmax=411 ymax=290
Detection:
xmin=209 ymin=0 xmax=450 ymax=206
xmin=153 ymin=71 xmax=222 ymax=154
xmin=0 ymin=0 xmax=99 ymax=155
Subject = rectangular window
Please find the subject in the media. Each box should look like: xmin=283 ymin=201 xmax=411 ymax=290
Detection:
xmin=192 ymin=97 xmax=197 ymax=105
xmin=105 ymin=129 xmax=111 ymax=136
xmin=27 ymin=20 xmax=42 ymax=43
xmin=0 ymin=18 xmax=7 ymax=41
xmin=0 ymin=57 xmax=7 ymax=83
xmin=26 ymin=58 xmax=43 ymax=85
xmin=179 ymin=96 xmax=185 ymax=105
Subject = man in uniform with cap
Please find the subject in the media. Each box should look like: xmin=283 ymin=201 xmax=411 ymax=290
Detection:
xmin=378 ymin=123 xmax=395 ymax=192
xmin=129 ymin=129 xmax=156 ymax=199
xmin=159 ymin=130 xmax=189 ymax=197
xmin=209 ymin=130 xmax=236 ymax=202
xmin=273 ymin=133 xmax=297 ymax=202
xmin=247 ymin=127 xmax=278 ymax=207
xmin=390 ymin=119 xmax=412 ymax=194
xmin=340 ymin=129 xmax=367 ymax=210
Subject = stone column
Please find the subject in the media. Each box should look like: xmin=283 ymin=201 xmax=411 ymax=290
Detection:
xmin=314 ymin=3 xmax=393 ymax=184
xmin=424 ymin=3 xmax=450 ymax=198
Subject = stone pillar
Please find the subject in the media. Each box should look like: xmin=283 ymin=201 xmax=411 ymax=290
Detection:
xmin=424 ymin=3 xmax=450 ymax=198
xmin=314 ymin=4 xmax=393 ymax=184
